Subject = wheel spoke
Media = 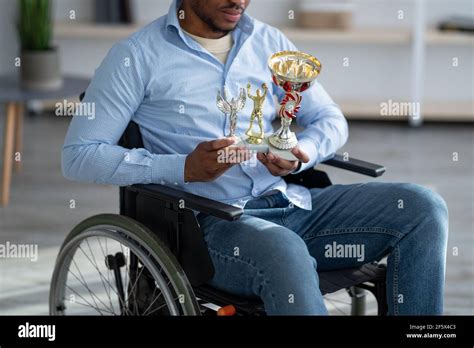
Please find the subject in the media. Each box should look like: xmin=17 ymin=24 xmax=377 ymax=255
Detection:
xmin=141 ymin=289 xmax=164 ymax=316
xmin=76 ymin=245 xmax=120 ymax=298
xmin=65 ymin=285 xmax=113 ymax=315
xmin=119 ymin=243 xmax=129 ymax=297
xmin=76 ymin=246 xmax=131 ymax=315
xmin=66 ymin=297 xmax=116 ymax=315
xmin=86 ymin=238 xmax=116 ymax=312
xmin=145 ymin=296 xmax=179 ymax=316
xmin=69 ymin=260 xmax=114 ymax=312
xmin=128 ymin=261 xmax=139 ymax=315
xmin=142 ymin=277 xmax=173 ymax=316
xmin=124 ymin=262 xmax=147 ymax=310
xmin=96 ymin=237 xmax=116 ymax=313
xmin=71 ymin=257 xmax=108 ymax=311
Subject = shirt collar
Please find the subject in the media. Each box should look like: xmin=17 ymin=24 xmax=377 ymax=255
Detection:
xmin=165 ymin=0 xmax=254 ymax=36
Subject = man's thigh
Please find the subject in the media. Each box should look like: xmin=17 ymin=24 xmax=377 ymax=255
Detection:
xmin=197 ymin=211 xmax=317 ymax=298
xmin=281 ymin=182 xmax=433 ymax=271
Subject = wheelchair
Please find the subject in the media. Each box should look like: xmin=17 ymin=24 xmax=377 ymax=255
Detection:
xmin=50 ymin=94 xmax=388 ymax=316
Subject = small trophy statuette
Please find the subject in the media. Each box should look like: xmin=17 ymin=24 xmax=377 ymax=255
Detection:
xmin=245 ymin=82 xmax=268 ymax=145
xmin=217 ymin=86 xmax=246 ymax=138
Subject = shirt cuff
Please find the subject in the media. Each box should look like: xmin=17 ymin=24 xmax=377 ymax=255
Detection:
xmin=291 ymin=136 xmax=319 ymax=174
xmin=151 ymin=154 xmax=188 ymax=187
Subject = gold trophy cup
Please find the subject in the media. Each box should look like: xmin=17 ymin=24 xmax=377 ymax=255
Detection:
xmin=268 ymin=51 xmax=322 ymax=156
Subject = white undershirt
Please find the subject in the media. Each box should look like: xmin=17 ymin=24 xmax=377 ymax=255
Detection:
xmin=183 ymin=29 xmax=234 ymax=65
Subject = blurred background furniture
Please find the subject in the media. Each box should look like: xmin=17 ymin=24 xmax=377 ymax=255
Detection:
xmin=95 ymin=0 xmax=133 ymax=24
xmin=0 ymin=75 xmax=89 ymax=206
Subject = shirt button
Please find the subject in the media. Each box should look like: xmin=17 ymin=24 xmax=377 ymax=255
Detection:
xmin=160 ymin=180 xmax=165 ymax=185
xmin=174 ymin=182 xmax=179 ymax=186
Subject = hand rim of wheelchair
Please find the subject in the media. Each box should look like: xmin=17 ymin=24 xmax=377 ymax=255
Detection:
xmin=49 ymin=214 xmax=200 ymax=316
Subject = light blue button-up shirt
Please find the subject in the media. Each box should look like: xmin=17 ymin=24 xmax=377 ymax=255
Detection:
xmin=62 ymin=0 xmax=348 ymax=211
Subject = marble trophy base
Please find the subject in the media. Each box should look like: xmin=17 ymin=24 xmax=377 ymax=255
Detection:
xmin=231 ymin=135 xmax=298 ymax=161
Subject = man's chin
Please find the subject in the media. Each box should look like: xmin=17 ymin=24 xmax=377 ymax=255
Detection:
xmin=215 ymin=20 xmax=240 ymax=33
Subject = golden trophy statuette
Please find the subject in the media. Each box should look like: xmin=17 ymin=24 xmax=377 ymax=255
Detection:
xmin=245 ymin=82 xmax=268 ymax=145
xmin=268 ymin=51 xmax=322 ymax=154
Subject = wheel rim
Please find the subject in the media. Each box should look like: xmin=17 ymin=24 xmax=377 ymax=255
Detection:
xmin=50 ymin=226 xmax=190 ymax=315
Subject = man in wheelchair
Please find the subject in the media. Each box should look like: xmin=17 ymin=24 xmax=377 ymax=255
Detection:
xmin=60 ymin=0 xmax=448 ymax=315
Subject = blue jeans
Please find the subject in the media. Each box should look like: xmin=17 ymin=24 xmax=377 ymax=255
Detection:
xmin=196 ymin=182 xmax=449 ymax=315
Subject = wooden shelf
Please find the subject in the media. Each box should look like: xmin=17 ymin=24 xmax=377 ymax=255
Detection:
xmin=425 ymin=29 xmax=474 ymax=45
xmin=339 ymin=100 xmax=474 ymax=122
xmin=54 ymin=22 xmax=474 ymax=46
xmin=282 ymin=27 xmax=411 ymax=44
xmin=284 ymin=27 xmax=474 ymax=45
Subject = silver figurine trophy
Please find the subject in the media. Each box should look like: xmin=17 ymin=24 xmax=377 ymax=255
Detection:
xmin=216 ymin=86 xmax=246 ymax=138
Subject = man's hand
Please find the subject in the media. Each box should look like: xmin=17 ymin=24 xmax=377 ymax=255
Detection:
xmin=257 ymin=146 xmax=310 ymax=177
xmin=184 ymin=138 xmax=251 ymax=183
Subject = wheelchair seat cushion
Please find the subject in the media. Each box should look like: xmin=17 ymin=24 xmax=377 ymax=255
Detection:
xmin=318 ymin=263 xmax=386 ymax=295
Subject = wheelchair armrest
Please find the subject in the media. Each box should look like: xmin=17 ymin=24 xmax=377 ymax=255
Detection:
xmin=322 ymin=154 xmax=386 ymax=177
xmin=128 ymin=184 xmax=244 ymax=221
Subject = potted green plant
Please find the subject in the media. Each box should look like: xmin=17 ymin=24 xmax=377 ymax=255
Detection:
xmin=18 ymin=0 xmax=62 ymax=91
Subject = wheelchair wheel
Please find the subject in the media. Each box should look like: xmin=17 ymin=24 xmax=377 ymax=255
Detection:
xmin=50 ymin=214 xmax=200 ymax=316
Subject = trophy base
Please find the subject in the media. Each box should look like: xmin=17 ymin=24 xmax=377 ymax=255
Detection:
xmin=232 ymin=135 xmax=298 ymax=161
xmin=245 ymin=133 xmax=265 ymax=145
xmin=268 ymin=133 xmax=298 ymax=150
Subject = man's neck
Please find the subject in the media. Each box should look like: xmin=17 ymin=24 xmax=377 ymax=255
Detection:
xmin=179 ymin=2 xmax=228 ymax=39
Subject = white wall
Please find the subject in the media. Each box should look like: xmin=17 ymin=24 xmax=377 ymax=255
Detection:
xmin=352 ymin=0 xmax=474 ymax=28
xmin=295 ymin=42 xmax=474 ymax=102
